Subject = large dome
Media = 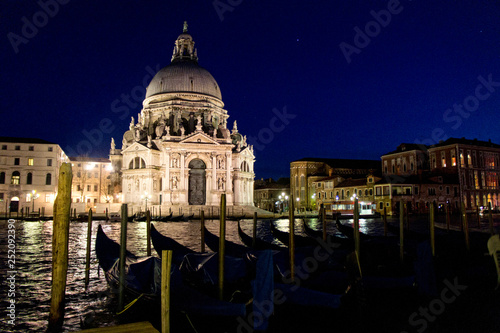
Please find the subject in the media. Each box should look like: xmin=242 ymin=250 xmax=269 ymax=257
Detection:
xmin=145 ymin=61 xmax=222 ymax=100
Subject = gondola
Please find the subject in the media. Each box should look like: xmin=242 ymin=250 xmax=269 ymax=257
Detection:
xmin=203 ymin=225 xmax=250 ymax=257
xmin=302 ymin=219 xmax=353 ymax=249
xmin=150 ymin=224 xmax=197 ymax=264
xmin=270 ymin=219 xmax=319 ymax=247
xmin=237 ymin=220 xmax=284 ymax=251
xmin=155 ymin=212 xmax=173 ymax=222
xmin=95 ymin=225 xmax=251 ymax=324
xmin=170 ymin=214 xmax=184 ymax=222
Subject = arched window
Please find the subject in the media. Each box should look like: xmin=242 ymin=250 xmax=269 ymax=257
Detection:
xmin=0 ymin=172 xmax=5 ymax=184
xmin=11 ymin=171 xmax=20 ymax=185
xmin=46 ymin=173 xmax=52 ymax=185
xmin=27 ymin=172 xmax=33 ymax=185
xmin=129 ymin=157 xmax=146 ymax=169
xmin=241 ymin=161 xmax=249 ymax=172
xmin=300 ymin=175 xmax=305 ymax=187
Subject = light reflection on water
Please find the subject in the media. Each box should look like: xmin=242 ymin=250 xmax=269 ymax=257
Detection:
xmin=0 ymin=219 xmax=263 ymax=332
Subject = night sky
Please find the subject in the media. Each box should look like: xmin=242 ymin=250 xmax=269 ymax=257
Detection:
xmin=2 ymin=0 xmax=500 ymax=180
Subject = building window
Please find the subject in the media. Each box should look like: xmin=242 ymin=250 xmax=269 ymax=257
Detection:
xmin=467 ymin=151 xmax=472 ymax=166
xmin=15 ymin=145 xmax=20 ymax=150
xmin=47 ymin=159 xmax=52 ymax=167
xmin=0 ymin=193 xmax=4 ymax=200
xmin=77 ymin=185 xmax=81 ymax=191
xmin=26 ymin=193 xmax=31 ymax=202
xmin=29 ymin=146 xmax=34 ymax=151
xmin=11 ymin=171 xmax=20 ymax=185
xmin=94 ymin=198 xmax=97 ymax=203
xmin=14 ymin=158 xmax=20 ymax=165
xmin=28 ymin=158 xmax=34 ymax=166
xmin=26 ymin=172 xmax=32 ymax=185
xmin=87 ymin=185 xmax=91 ymax=191
xmin=48 ymin=147 xmax=53 ymax=152
xmin=0 ymin=172 xmax=5 ymax=184
xmin=414 ymin=187 xmax=419 ymax=195
xmin=45 ymin=173 xmax=52 ymax=185
xmin=77 ymin=172 xmax=81 ymax=178
xmin=1 ymin=145 xmax=6 ymax=150
xmin=441 ymin=152 xmax=446 ymax=168
xmin=460 ymin=151 xmax=465 ymax=167
xmin=428 ymin=188 xmax=436 ymax=195
xmin=446 ymin=186 xmax=450 ymax=195
xmin=94 ymin=172 xmax=98 ymax=178
xmin=451 ymin=150 xmax=456 ymax=166
xmin=94 ymin=185 xmax=98 ymax=192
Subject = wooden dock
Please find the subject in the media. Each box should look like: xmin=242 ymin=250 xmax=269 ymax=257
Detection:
xmin=79 ymin=321 xmax=159 ymax=332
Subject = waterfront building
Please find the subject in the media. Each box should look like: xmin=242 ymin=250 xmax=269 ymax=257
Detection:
xmin=254 ymin=178 xmax=290 ymax=212
xmin=110 ymin=23 xmax=255 ymax=213
xmin=0 ymin=137 xmax=68 ymax=216
xmin=290 ymin=158 xmax=380 ymax=211
xmin=69 ymin=156 xmax=119 ymax=214
xmin=428 ymin=137 xmax=500 ymax=210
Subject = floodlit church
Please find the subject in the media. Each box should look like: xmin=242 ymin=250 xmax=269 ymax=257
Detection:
xmin=110 ymin=23 xmax=255 ymax=212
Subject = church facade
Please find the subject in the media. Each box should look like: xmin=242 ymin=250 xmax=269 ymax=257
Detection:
xmin=110 ymin=23 xmax=255 ymax=212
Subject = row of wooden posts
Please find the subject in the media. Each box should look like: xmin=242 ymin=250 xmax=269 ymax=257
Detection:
xmin=46 ymin=162 xmax=497 ymax=332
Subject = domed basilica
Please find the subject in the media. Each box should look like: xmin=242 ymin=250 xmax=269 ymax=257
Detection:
xmin=110 ymin=22 xmax=255 ymax=212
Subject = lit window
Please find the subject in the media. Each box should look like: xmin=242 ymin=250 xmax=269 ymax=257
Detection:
xmin=11 ymin=171 xmax=20 ymax=185
xmin=28 ymin=158 xmax=34 ymax=166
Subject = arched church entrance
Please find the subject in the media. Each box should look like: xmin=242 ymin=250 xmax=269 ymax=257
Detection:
xmin=188 ymin=159 xmax=206 ymax=205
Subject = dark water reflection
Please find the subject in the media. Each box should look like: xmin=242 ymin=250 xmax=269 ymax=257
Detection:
xmin=1 ymin=215 xmax=497 ymax=332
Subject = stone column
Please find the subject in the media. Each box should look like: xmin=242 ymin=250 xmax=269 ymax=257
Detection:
xmin=180 ymin=151 xmax=185 ymax=190
xmin=165 ymin=151 xmax=170 ymax=190
xmin=212 ymin=153 xmax=217 ymax=192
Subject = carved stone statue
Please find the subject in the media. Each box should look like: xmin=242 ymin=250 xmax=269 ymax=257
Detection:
xmin=111 ymin=138 xmax=116 ymax=152
xmin=172 ymin=176 xmax=178 ymax=189
xmin=180 ymin=126 xmax=185 ymax=136
xmin=196 ymin=115 xmax=203 ymax=132
xmin=130 ymin=117 xmax=135 ymax=131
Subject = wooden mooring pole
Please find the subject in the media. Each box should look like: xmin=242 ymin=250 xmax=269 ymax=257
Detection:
xmin=289 ymin=194 xmax=295 ymax=280
xmin=118 ymin=204 xmax=128 ymax=312
xmin=146 ymin=210 xmax=151 ymax=256
xmin=430 ymin=201 xmax=435 ymax=257
xmin=85 ymin=208 xmax=93 ymax=289
xmin=462 ymin=203 xmax=470 ymax=253
xmin=252 ymin=211 xmax=257 ymax=248
xmin=353 ymin=198 xmax=360 ymax=259
xmin=321 ymin=203 xmax=327 ymax=242
xmin=399 ymin=200 xmax=404 ymax=263
xmin=48 ymin=163 xmax=72 ymax=330
xmin=161 ymin=250 xmax=173 ymax=333
xmin=488 ymin=202 xmax=495 ymax=235
xmin=383 ymin=206 xmax=387 ymax=237
xmin=200 ymin=210 xmax=205 ymax=252
xmin=218 ymin=194 xmax=226 ymax=300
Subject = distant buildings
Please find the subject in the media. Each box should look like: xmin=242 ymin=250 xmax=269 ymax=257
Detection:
xmin=69 ymin=156 xmax=117 ymax=214
xmin=309 ymin=138 xmax=500 ymax=215
xmin=290 ymin=157 xmax=380 ymax=211
xmin=0 ymin=137 xmax=68 ymax=216
xmin=254 ymin=178 xmax=290 ymax=212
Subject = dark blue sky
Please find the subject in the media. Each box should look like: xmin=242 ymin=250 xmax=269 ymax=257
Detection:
xmin=2 ymin=0 xmax=500 ymax=180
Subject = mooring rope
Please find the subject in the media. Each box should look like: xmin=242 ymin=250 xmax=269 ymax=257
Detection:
xmin=115 ymin=294 xmax=144 ymax=315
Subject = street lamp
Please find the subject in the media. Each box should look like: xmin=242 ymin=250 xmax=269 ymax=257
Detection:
xmin=30 ymin=190 xmax=40 ymax=213
xmin=278 ymin=193 xmax=289 ymax=214
xmin=141 ymin=191 xmax=152 ymax=213
xmin=296 ymin=197 xmax=300 ymax=213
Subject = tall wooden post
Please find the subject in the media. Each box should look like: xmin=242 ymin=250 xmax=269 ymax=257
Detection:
xmin=462 ymin=203 xmax=470 ymax=252
xmin=252 ymin=211 xmax=257 ymax=248
xmin=146 ymin=210 xmax=151 ymax=256
xmin=161 ymin=250 xmax=173 ymax=333
xmin=353 ymin=198 xmax=360 ymax=258
xmin=118 ymin=204 xmax=128 ymax=312
xmin=488 ymin=202 xmax=495 ymax=235
xmin=289 ymin=194 xmax=295 ymax=280
xmin=399 ymin=200 xmax=404 ymax=263
xmin=48 ymin=163 xmax=72 ymax=329
xmin=200 ymin=210 xmax=205 ymax=252
xmin=430 ymin=201 xmax=435 ymax=257
xmin=218 ymin=194 xmax=226 ymax=300
xmin=84 ymin=209 xmax=93 ymax=289
xmin=476 ymin=206 xmax=481 ymax=228
xmin=383 ymin=206 xmax=387 ymax=237
xmin=446 ymin=202 xmax=450 ymax=232
xmin=321 ymin=203 xmax=327 ymax=242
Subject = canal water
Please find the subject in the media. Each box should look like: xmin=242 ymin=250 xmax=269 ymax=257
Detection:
xmin=0 ymin=216 xmax=497 ymax=332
